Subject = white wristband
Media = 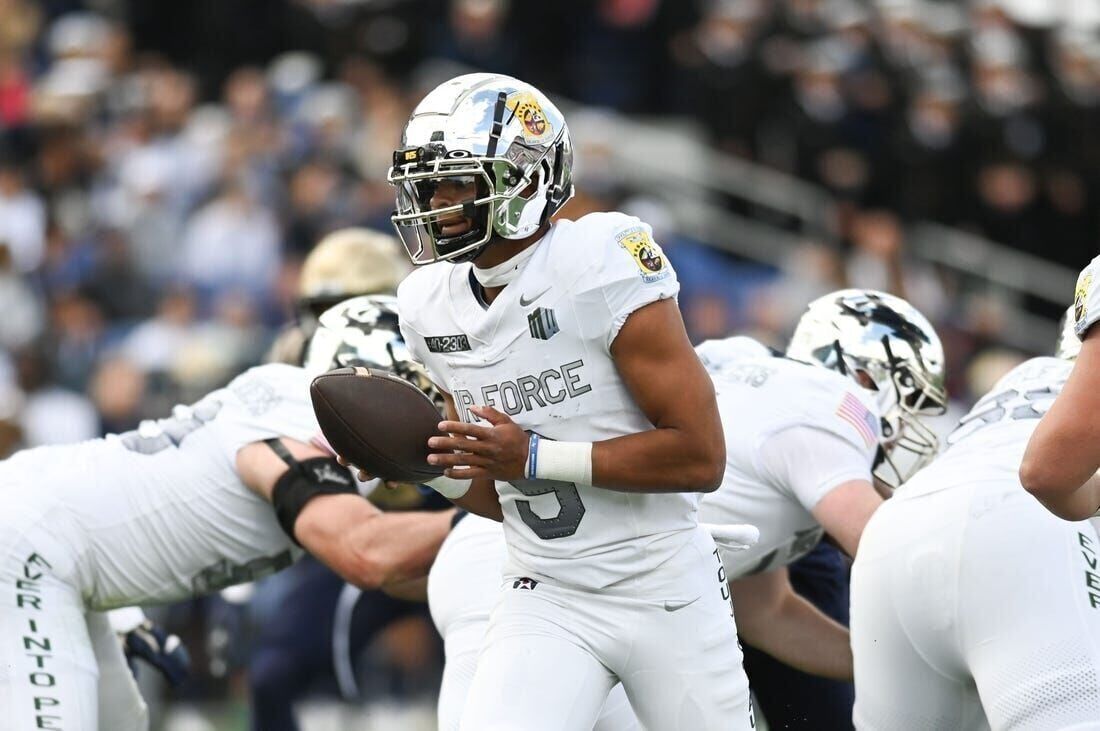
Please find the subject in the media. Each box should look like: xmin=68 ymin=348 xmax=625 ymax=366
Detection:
xmin=527 ymin=436 xmax=593 ymax=485
xmin=424 ymin=474 xmax=472 ymax=499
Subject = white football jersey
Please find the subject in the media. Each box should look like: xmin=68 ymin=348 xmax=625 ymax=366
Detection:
xmin=906 ymin=356 xmax=1073 ymax=499
xmin=698 ymin=345 xmax=881 ymax=577
xmin=398 ymin=212 xmax=691 ymax=590
xmin=1074 ymin=255 xmax=1100 ymax=339
xmin=0 ymin=363 xmax=319 ymax=609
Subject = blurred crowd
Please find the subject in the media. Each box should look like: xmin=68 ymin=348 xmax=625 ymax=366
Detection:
xmin=0 ymin=0 xmax=1095 ymax=451
xmin=0 ymin=0 xmax=1097 ymax=722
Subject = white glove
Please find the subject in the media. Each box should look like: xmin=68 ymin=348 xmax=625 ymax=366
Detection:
xmin=701 ymin=523 xmax=760 ymax=553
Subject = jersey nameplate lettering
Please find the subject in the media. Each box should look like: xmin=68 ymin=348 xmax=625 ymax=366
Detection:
xmin=425 ymin=334 xmax=472 ymax=353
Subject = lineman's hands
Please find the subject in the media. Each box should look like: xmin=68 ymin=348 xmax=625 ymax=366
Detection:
xmin=122 ymin=620 xmax=191 ymax=687
xmin=427 ymin=405 xmax=529 ymax=481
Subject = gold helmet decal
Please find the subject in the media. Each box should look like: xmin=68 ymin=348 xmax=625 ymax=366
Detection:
xmin=506 ymin=90 xmax=553 ymax=144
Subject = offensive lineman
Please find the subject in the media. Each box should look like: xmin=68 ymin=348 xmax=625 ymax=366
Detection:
xmin=0 ymin=296 xmax=450 ymax=730
xmin=851 ymin=311 xmax=1100 ymax=729
xmin=390 ymin=73 xmax=753 ymax=729
xmin=1021 ymin=255 xmax=1100 ymax=518
xmin=695 ymin=290 xmax=945 ymax=726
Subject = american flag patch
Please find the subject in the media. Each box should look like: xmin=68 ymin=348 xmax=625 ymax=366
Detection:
xmin=836 ymin=392 xmax=878 ymax=447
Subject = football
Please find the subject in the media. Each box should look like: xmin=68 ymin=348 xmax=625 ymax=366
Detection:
xmin=310 ymin=367 xmax=446 ymax=483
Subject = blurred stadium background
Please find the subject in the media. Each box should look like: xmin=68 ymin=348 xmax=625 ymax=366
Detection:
xmin=1 ymin=0 xmax=1098 ymax=728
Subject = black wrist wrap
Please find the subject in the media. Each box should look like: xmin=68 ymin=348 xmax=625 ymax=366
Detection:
xmin=272 ymin=456 xmax=358 ymax=545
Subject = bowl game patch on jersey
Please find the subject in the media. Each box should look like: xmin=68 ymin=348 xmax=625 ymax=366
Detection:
xmin=615 ymin=227 xmax=670 ymax=284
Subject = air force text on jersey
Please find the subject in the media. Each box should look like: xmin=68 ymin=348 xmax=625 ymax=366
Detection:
xmin=452 ymin=359 xmax=591 ymax=421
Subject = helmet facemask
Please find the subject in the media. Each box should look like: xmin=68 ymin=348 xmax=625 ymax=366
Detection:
xmin=832 ymin=336 xmax=947 ymax=489
xmin=389 ymin=140 xmax=564 ymax=266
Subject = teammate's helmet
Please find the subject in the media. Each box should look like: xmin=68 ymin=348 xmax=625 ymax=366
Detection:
xmin=388 ymin=73 xmax=574 ymax=265
xmin=304 ymin=295 xmax=442 ymax=409
xmin=787 ymin=289 xmax=947 ymax=487
xmin=297 ymin=228 xmax=409 ymax=322
xmin=1055 ymin=305 xmax=1081 ymax=361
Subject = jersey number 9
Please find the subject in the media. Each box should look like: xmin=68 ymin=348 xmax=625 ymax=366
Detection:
xmin=509 ymin=479 xmax=586 ymax=540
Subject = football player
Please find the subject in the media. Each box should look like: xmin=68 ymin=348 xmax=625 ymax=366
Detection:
xmin=250 ymin=228 xmax=421 ymax=731
xmin=851 ymin=308 xmax=1100 ymax=729
xmin=1020 ymin=255 xmax=1100 ymax=519
xmin=389 ymin=73 xmax=752 ymax=729
xmin=266 ymin=226 xmax=411 ymax=365
xmin=696 ymin=290 xmax=946 ymax=726
xmin=0 ymin=296 xmax=450 ymax=731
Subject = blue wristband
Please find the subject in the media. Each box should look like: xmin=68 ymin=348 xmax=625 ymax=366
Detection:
xmin=525 ymin=433 xmax=540 ymax=479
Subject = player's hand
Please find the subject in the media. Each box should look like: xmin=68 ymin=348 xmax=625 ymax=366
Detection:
xmin=335 ymin=453 xmax=372 ymax=482
xmin=428 ymin=405 xmax=529 ymax=481
xmin=122 ymin=620 xmax=191 ymax=687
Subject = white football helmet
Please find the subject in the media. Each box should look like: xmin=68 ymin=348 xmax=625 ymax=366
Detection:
xmin=1055 ymin=305 xmax=1081 ymax=360
xmin=388 ymin=73 xmax=574 ymax=265
xmin=787 ymin=289 xmax=947 ymax=487
xmin=304 ymin=295 xmax=442 ymax=410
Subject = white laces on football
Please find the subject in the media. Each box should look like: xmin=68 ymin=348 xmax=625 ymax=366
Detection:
xmin=471 ymin=241 xmax=540 ymax=288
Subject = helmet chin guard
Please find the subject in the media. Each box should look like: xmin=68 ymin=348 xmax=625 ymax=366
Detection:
xmin=388 ymin=74 xmax=574 ymax=265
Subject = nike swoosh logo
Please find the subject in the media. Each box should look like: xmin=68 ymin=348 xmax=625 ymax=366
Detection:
xmin=663 ymin=596 xmax=700 ymax=612
xmin=519 ymin=288 xmax=551 ymax=307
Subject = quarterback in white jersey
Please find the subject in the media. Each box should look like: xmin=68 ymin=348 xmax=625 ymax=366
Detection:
xmin=1021 ymin=255 xmax=1100 ymax=519
xmin=0 ymin=296 xmax=452 ymax=731
xmin=697 ymin=290 xmax=946 ymax=682
xmin=389 ymin=73 xmax=750 ymax=730
xmin=852 ymin=346 xmax=1100 ymax=729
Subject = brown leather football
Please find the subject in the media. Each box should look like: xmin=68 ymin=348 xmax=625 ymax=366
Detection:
xmin=310 ymin=367 xmax=446 ymax=482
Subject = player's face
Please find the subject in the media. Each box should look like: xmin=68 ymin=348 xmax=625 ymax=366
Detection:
xmin=429 ymin=176 xmax=478 ymax=237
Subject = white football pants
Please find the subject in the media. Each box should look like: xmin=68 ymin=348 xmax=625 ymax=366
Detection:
xmin=429 ymin=515 xmax=641 ymax=730
xmin=0 ymin=501 xmax=148 ymax=731
xmin=852 ymin=479 xmax=1100 ymax=730
xmin=431 ymin=516 xmax=754 ymax=731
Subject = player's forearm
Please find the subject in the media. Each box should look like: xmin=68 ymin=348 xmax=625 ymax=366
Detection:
xmin=295 ymin=495 xmax=453 ymax=589
xmin=739 ymin=590 xmax=853 ymax=681
xmin=1021 ymin=338 xmax=1100 ymax=507
xmin=590 ymin=427 xmax=725 ymax=493
xmin=1024 ymin=468 xmax=1100 ymax=521
xmin=1020 ymin=428 xmax=1100 ymax=512
xmin=381 ymin=576 xmax=429 ymax=602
